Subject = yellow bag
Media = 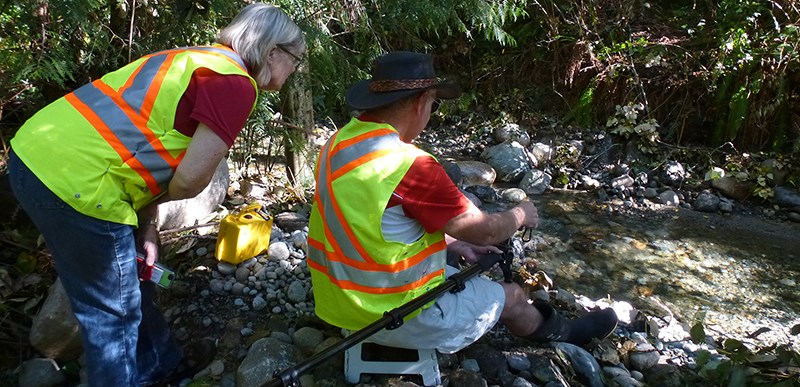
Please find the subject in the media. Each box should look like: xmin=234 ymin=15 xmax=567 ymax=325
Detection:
xmin=215 ymin=203 xmax=273 ymax=265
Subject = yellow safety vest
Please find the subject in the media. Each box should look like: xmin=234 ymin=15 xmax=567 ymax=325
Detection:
xmin=11 ymin=45 xmax=257 ymax=225
xmin=307 ymin=118 xmax=448 ymax=330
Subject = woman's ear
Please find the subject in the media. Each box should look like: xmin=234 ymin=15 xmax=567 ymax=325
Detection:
xmin=266 ymin=46 xmax=278 ymax=64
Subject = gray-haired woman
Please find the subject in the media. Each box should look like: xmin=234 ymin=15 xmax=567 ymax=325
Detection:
xmin=7 ymin=4 xmax=304 ymax=386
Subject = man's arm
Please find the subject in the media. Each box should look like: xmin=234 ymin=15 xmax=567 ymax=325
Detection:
xmin=442 ymin=201 xmax=538 ymax=246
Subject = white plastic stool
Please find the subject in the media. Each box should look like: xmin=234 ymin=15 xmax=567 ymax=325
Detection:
xmin=344 ymin=341 xmax=441 ymax=386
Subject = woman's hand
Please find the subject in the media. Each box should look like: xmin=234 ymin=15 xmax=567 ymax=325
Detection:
xmin=136 ymin=225 xmax=160 ymax=266
xmin=447 ymin=240 xmax=502 ymax=265
xmin=136 ymin=205 xmax=160 ymax=266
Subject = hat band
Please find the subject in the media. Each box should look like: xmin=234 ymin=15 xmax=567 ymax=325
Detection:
xmin=369 ymin=79 xmax=440 ymax=93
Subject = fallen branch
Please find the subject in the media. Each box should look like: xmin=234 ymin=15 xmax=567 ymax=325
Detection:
xmin=159 ymin=222 xmax=219 ymax=235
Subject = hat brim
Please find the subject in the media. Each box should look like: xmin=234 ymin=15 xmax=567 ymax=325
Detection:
xmin=346 ymin=79 xmax=461 ymax=111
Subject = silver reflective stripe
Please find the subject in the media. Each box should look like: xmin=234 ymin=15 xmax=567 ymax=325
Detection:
xmin=72 ymin=84 xmax=173 ymax=192
xmin=190 ymin=46 xmax=247 ymax=69
xmin=309 ymin=244 xmax=446 ymax=289
xmin=307 ymin=245 xmax=328 ymax=268
xmin=313 ymin=129 xmax=447 ymax=290
xmin=316 ymin=137 xmax=366 ymax=262
xmin=329 ymin=133 xmax=403 ymax=172
xmin=121 ymin=54 xmax=168 ymax=112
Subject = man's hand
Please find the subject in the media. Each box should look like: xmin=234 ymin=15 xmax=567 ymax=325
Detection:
xmin=516 ymin=201 xmax=539 ymax=229
xmin=447 ymin=240 xmax=502 ymax=265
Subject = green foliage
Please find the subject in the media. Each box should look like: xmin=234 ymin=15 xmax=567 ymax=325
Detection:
xmin=692 ymin=319 xmax=800 ymax=386
xmin=606 ymin=103 xmax=660 ymax=154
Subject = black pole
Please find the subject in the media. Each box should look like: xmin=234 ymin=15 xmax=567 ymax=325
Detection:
xmin=260 ymin=248 xmax=511 ymax=387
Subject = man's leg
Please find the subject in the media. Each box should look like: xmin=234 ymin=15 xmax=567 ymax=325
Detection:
xmin=498 ymin=282 xmax=542 ymax=336
xmin=498 ymin=281 xmax=618 ymax=345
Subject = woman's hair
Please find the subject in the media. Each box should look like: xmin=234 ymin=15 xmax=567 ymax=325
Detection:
xmin=217 ymin=4 xmax=305 ymax=89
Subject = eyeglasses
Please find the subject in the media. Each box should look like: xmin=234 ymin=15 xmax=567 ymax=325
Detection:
xmin=277 ymin=44 xmax=302 ymax=68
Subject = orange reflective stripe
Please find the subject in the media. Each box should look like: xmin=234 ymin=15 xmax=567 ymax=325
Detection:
xmin=325 ymin=151 xmax=377 ymax=264
xmin=140 ymin=53 xmax=177 ymax=123
xmin=91 ymin=80 xmax=181 ymax=169
xmin=64 ymin=93 xmax=162 ymax=194
xmin=330 ymin=148 xmax=394 ymax=181
xmin=315 ymin=138 xmax=350 ymax=262
xmin=147 ymin=47 xmax=248 ymax=73
xmin=118 ymin=59 xmax=147 ymax=95
xmin=329 ymin=128 xmax=396 ymax=158
xmin=309 ymin=259 xmax=445 ymax=294
xmin=314 ymin=239 xmax=446 ymax=272
xmin=308 ymin=237 xmax=326 ymax=251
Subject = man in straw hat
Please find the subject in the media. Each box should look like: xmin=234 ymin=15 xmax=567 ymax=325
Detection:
xmin=307 ymin=52 xmax=618 ymax=353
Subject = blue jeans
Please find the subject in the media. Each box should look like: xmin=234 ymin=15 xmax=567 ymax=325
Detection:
xmin=8 ymin=151 xmax=182 ymax=386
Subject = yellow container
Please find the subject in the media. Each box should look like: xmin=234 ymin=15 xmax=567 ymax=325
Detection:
xmin=215 ymin=203 xmax=273 ymax=265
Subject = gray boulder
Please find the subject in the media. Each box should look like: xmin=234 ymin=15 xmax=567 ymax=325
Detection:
xmin=481 ymin=142 xmax=533 ymax=183
xmin=18 ymin=358 xmax=65 ymax=387
xmin=454 ymin=161 xmax=496 ymax=187
xmin=29 ymin=278 xmax=82 ymax=361
xmin=775 ymin=186 xmax=800 ymax=207
xmin=693 ymin=190 xmax=721 ymax=212
xmin=158 ymin=158 xmax=228 ymax=230
xmin=493 ymin=123 xmax=531 ymax=147
xmin=710 ymin=176 xmax=752 ymax=200
xmin=236 ymin=337 xmax=304 ymax=387
xmin=519 ymin=169 xmax=552 ymax=195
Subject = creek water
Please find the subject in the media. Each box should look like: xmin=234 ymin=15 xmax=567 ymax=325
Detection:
xmin=519 ymin=190 xmax=800 ymax=349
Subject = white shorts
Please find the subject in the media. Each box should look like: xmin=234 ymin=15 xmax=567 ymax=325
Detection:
xmin=367 ymin=266 xmax=505 ymax=354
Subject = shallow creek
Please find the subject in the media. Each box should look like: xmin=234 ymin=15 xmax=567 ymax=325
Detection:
xmin=517 ymin=190 xmax=800 ymax=349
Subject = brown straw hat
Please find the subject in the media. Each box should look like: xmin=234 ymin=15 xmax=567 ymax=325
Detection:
xmin=346 ymin=51 xmax=461 ymax=111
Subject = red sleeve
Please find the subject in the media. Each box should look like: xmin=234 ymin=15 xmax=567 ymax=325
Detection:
xmin=174 ymin=68 xmax=257 ymax=147
xmin=389 ymin=155 xmax=473 ymax=232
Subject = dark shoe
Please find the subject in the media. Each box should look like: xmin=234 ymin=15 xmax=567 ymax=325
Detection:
xmin=527 ymin=301 xmax=618 ymax=345
xmin=164 ymin=338 xmax=217 ymax=385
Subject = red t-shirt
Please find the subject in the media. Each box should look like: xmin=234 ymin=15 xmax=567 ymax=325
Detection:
xmin=173 ymin=68 xmax=256 ymax=147
xmin=387 ymin=155 xmax=473 ymax=232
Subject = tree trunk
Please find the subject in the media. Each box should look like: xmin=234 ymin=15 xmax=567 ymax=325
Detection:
xmin=280 ymin=62 xmax=315 ymax=189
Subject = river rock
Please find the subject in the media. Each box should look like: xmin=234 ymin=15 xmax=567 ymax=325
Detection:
xmin=286 ymin=280 xmax=307 ymax=303
xmin=644 ymin=363 xmax=683 ymax=387
xmin=775 ymin=186 xmax=800 ymax=207
xmin=454 ymin=161 xmax=497 ymax=187
xmin=494 ymin=123 xmax=531 ymax=147
xmin=658 ymin=190 xmax=680 ymax=206
xmin=465 ymin=185 xmax=498 ymax=203
xmin=292 ymin=326 xmax=324 ymax=353
xmin=710 ymin=176 xmax=752 ymax=200
xmin=482 ymin=141 xmax=532 ymax=182
xmin=661 ymin=161 xmax=687 ymax=187
xmin=449 ymin=369 xmax=488 ymax=387
xmin=464 ymin=344 xmax=506 ymax=382
xmin=268 ymin=242 xmax=291 ymax=261
xmin=693 ymin=190 xmax=720 ymax=213
xmin=530 ymin=143 xmax=554 ymax=166
xmin=507 ymin=353 xmax=531 ymax=372
xmin=29 ymin=278 xmax=82 ymax=361
xmin=552 ymin=342 xmax=603 ymax=387
xmin=18 ymin=358 xmax=65 ymax=387
xmin=158 ymin=158 xmax=227 ymax=230
xmin=501 ymin=188 xmax=528 ymax=203
xmin=611 ymin=175 xmax=635 ymax=189
xmin=519 ymin=169 xmax=552 ymax=195
xmin=629 ymin=334 xmax=660 ymax=372
xmin=236 ymin=337 xmax=304 ymax=387
xmin=273 ymin=211 xmax=308 ymax=232
xmin=441 ymin=160 xmax=464 ymax=186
